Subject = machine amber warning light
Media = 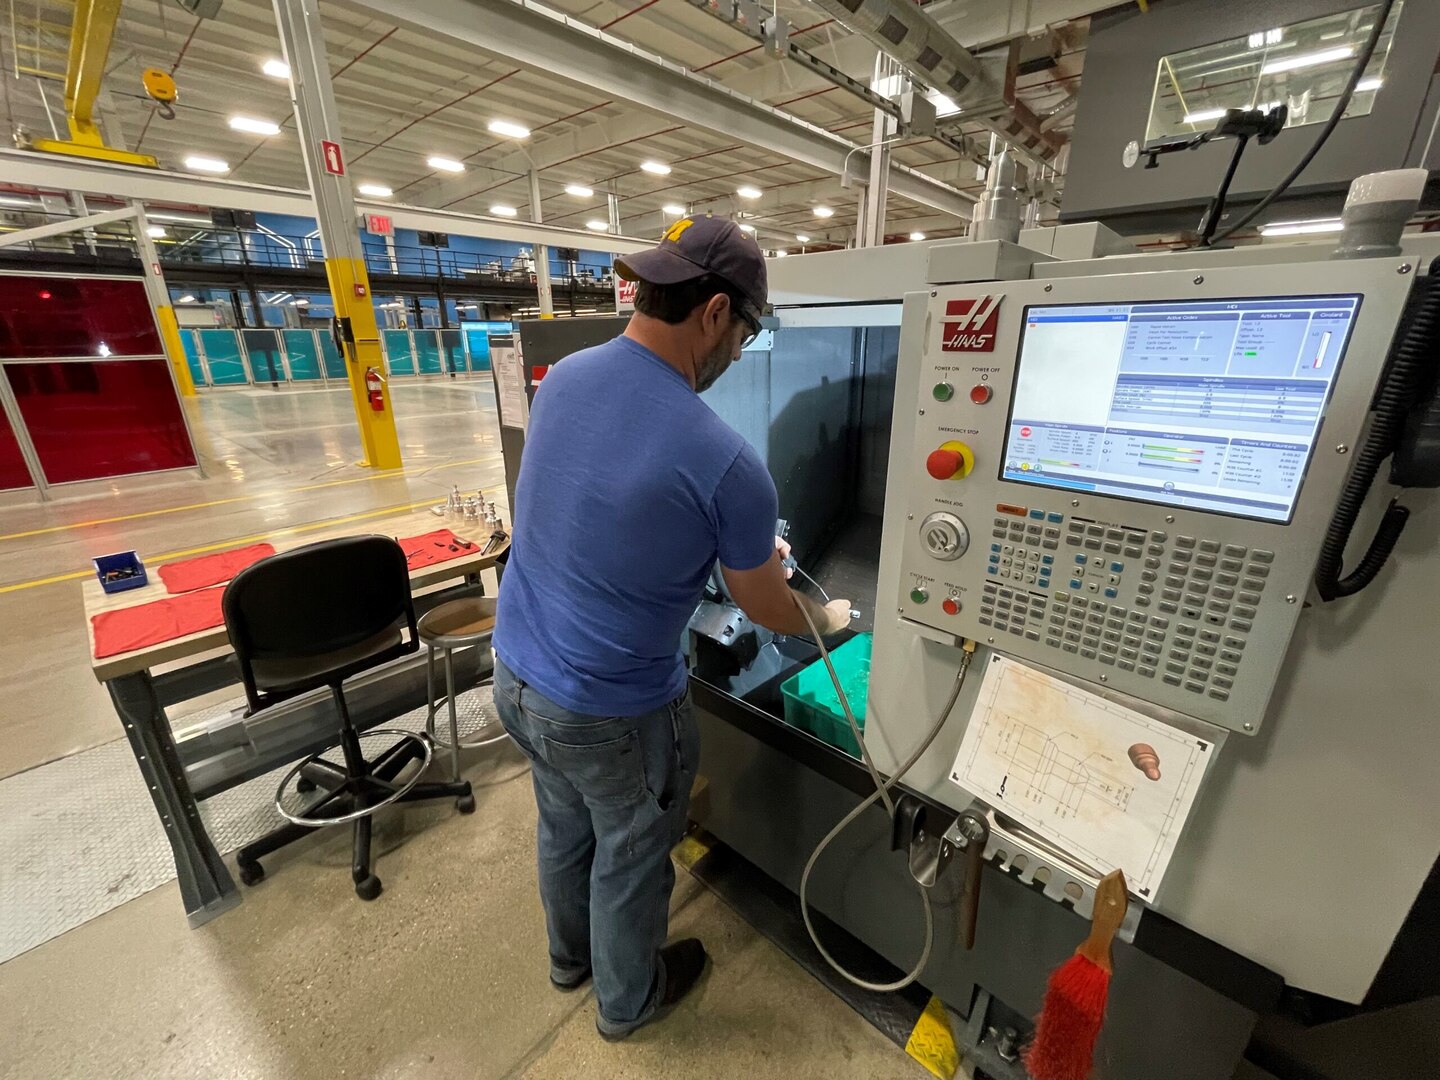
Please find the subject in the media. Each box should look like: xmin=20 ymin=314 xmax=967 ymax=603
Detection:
xmin=941 ymin=294 xmax=1003 ymax=352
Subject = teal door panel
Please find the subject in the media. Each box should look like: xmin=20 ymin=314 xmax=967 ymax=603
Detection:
xmin=383 ymin=330 xmax=415 ymax=376
xmin=180 ymin=330 xmax=208 ymax=387
xmin=413 ymin=331 xmax=442 ymax=375
xmin=197 ymin=329 xmax=248 ymax=385
xmin=282 ymin=330 xmax=323 ymax=381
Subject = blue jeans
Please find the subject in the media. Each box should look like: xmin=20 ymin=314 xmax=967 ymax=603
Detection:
xmin=493 ymin=657 xmax=699 ymax=1037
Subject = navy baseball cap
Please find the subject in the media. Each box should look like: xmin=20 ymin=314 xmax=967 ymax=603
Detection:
xmin=615 ymin=215 xmax=768 ymax=316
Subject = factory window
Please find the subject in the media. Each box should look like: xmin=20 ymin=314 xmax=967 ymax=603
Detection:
xmin=0 ymin=276 xmax=163 ymax=359
xmin=1145 ymin=2 xmax=1401 ymax=143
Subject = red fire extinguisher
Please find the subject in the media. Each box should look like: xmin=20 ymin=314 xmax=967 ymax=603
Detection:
xmin=365 ymin=367 xmax=385 ymax=412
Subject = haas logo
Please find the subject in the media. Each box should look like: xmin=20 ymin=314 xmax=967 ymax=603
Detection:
xmin=941 ymin=295 xmax=1003 ymax=352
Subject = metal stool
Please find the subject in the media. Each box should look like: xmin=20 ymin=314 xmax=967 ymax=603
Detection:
xmin=419 ymin=596 xmax=508 ymax=780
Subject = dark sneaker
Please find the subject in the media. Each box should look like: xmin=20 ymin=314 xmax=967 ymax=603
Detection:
xmin=597 ymin=938 xmax=708 ymax=1042
xmin=551 ymin=967 xmax=592 ymax=992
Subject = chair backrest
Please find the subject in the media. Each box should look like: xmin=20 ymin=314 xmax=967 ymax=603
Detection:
xmin=223 ymin=534 xmax=418 ymax=711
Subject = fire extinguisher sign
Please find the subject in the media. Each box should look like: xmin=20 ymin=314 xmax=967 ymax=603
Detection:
xmin=321 ymin=140 xmax=345 ymax=176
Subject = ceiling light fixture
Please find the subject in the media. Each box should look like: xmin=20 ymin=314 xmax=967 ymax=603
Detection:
xmin=794 ymin=233 xmax=810 ymax=243
xmin=812 ymin=206 xmax=834 ymax=218
xmin=640 ymin=160 xmax=672 ymax=175
xmin=183 ymin=155 xmax=230 ymax=173
xmin=428 ymin=155 xmax=466 ymax=173
xmin=177 ymin=295 xmax=197 ymax=303
xmin=229 ymin=116 xmax=281 ymax=136
xmin=736 ymin=185 xmax=762 ymax=199
xmin=261 ymin=59 xmax=290 ymax=80
xmin=1261 ymin=46 xmax=1354 ymax=75
xmin=662 ymin=204 xmax=686 ymax=216
xmin=909 ymin=232 xmax=926 ymax=241
xmin=773 ymin=249 xmax=788 ymax=257
xmin=738 ymin=223 xmax=756 ymax=234
xmin=1259 ymin=217 xmax=1344 ymax=236
xmin=490 ymin=204 xmax=519 ymax=217
xmin=564 ymin=184 xmax=595 ymax=198
xmin=147 ymin=226 xmax=167 ymax=239
xmin=586 ymin=220 xmax=610 ymax=231
xmin=357 ymin=183 xmax=393 ymax=198
xmin=487 ymin=119 xmax=531 ymax=139
xmin=1356 ymin=76 xmax=1383 ymax=93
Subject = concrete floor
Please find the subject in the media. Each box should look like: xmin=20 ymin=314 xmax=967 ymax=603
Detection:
xmin=0 ymin=381 xmax=510 ymax=780
xmin=0 ymin=381 xmax=928 ymax=1080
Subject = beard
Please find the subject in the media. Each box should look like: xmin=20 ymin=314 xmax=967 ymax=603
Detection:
xmin=694 ymin=343 xmax=734 ymax=393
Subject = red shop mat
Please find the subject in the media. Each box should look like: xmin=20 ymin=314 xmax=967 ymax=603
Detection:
xmin=158 ymin=543 xmax=277 ymax=594
xmin=91 ymin=586 xmax=227 ymax=659
xmin=398 ymin=528 xmax=479 ymax=569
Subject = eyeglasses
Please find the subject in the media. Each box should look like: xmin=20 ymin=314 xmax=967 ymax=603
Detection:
xmin=735 ymin=304 xmax=762 ymax=349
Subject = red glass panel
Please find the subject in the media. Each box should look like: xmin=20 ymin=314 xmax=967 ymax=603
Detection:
xmin=5 ymin=360 xmax=196 ymax=483
xmin=0 ymin=400 xmax=30 ymax=490
xmin=0 ymin=276 xmax=163 ymax=359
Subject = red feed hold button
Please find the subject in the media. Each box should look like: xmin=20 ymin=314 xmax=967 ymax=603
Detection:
xmin=970 ymin=384 xmax=992 ymax=404
xmin=927 ymin=449 xmax=964 ymax=480
xmin=942 ymin=598 xmax=960 ymax=616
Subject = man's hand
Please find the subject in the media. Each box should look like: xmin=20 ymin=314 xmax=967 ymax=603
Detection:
xmin=775 ymin=535 xmax=793 ymax=578
xmin=818 ymin=598 xmax=854 ymax=636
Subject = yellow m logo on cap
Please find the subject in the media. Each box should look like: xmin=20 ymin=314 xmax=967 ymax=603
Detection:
xmin=662 ymin=219 xmax=695 ymax=243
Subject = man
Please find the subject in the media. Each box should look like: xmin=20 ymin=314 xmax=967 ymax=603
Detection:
xmin=493 ymin=216 xmax=852 ymax=1041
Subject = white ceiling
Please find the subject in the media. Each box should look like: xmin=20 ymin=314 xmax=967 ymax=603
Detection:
xmin=0 ymin=0 xmax=1089 ymax=248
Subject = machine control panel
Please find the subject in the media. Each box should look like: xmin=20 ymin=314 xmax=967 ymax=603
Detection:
xmin=895 ymin=263 xmax=1413 ymax=733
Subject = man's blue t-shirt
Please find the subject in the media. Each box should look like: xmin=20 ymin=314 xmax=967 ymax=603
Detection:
xmin=494 ymin=334 xmax=777 ymax=716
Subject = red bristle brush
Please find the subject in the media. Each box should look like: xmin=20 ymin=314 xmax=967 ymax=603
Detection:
xmin=1024 ymin=868 xmax=1129 ymax=1080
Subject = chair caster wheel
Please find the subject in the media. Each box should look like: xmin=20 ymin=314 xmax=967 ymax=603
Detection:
xmin=238 ymin=861 xmax=265 ymax=886
xmin=456 ymin=794 xmax=476 ymax=814
xmin=355 ymin=874 xmax=382 ymax=901
xmin=296 ymin=776 xmax=317 ymax=793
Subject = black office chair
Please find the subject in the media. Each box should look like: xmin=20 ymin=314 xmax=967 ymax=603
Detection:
xmin=224 ymin=535 xmax=474 ymax=900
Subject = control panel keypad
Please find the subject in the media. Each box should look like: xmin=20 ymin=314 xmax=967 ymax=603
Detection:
xmin=1030 ymin=521 xmax=1266 ymax=701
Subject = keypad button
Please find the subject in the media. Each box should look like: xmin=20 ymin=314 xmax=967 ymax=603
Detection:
xmin=1159 ymin=600 xmax=1179 ymax=614
xmin=1238 ymin=591 xmax=1261 ymax=605
xmin=1042 ymin=555 xmax=1054 ymax=565
xmin=1185 ymin=680 xmax=1206 ymax=693
xmin=1196 ymin=553 xmax=1218 ymax=568
xmin=1043 ymin=539 xmax=1059 ymax=549
xmin=1208 ymin=689 xmax=1230 ymax=701
xmin=1010 ymin=625 xmax=1023 ymax=636
xmin=1106 ymin=528 xmax=1123 ymax=541
xmin=1123 ymin=635 xmax=1142 ymax=649
xmin=1120 ymin=647 xmax=1138 ymax=660
xmin=1196 ymin=642 xmax=1217 ymax=656
xmin=1192 ymin=568 xmax=1214 ymax=583
xmin=1044 ymin=527 xmax=1060 ymax=539
xmin=1142 ymin=640 xmax=1162 ymax=655
xmin=1175 ymin=623 xmax=1196 ymax=637
xmin=1064 ymin=631 xmax=1081 ymax=643
xmin=1150 ymin=616 xmax=1169 ymax=629
xmin=1150 ymin=531 xmax=1169 ymax=542
xmin=1065 ymin=536 xmax=1082 ymax=547
xmin=1204 ymin=613 xmax=1226 ymax=626
xmin=1027 ymin=524 xmax=1042 ymax=536
xmin=1212 ymin=586 xmax=1235 ymax=601
xmin=992 ymin=529 xmax=1007 ymax=540
xmin=1252 ymin=549 xmax=1274 ymax=563
xmin=1128 ymin=611 xmax=1147 ymax=624
xmin=1165 ymin=661 xmax=1186 ymax=675
xmin=1080 ymin=647 xmax=1097 ymax=659
xmin=1199 ymin=540 xmax=1221 ymax=553
xmin=1086 ymin=525 xmax=1103 ymax=537
xmin=1062 ymin=643 xmax=1078 ymax=653
xmin=1103 ymin=542 xmax=1121 ymax=555
xmin=1219 ymin=558 xmax=1244 ymax=573
xmin=1168 ymin=563 xmax=1189 ymax=577
xmin=1192 ymin=656 xmax=1212 ymax=670
xmin=1163 ymin=673 xmax=1182 ymax=686
xmin=1176 ymin=535 xmax=1196 ymax=549
xmin=1138 ymin=666 xmax=1156 ymax=678
xmin=1169 ymin=649 xmax=1189 ymax=663
xmin=1048 ymin=512 xmax=1064 ymax=524
xmin=1103 ymin=630 xmax=1122 ymax=643
xmin=1206 ymin=600 xmax=1231 ymax=613
xmin=1144 ymin=556 xmax=1162 ymax=570
xmin=1073 ymin=598 xmax=1090 ymax=609
xmin=1217 ymin=572 xmax=1240 ymax=587
xmin=979 ymin=616 xmax=993 ymax=626
xmin=1162 ymin=588 xmax=1182 ymax=602
xmin=1098 ymin=652 xmax=1116 ymax=665
xmin=1134 ymin=595 xmax=1151 ymax=607
xmin=1146 ymin=543 xmax=1166 ymax=556
xmin=1213 ymin=675 xmax=1234 ymax=690
xmin=1046 ymin=637 xmax=1062 ymax=648
xmin=1171 ymin=549 xmax=1193 ymax=564
xmin=1215 ymin=662 xmax=1237 ymax=676
xmin=1201 ymin=629 xmax=1222 ymax=643
xmin=1068 ymin=521 xmax=1084 ymax=533
xmin=1118 ymin=659 xmax=1135 ymax=671
xmin=1146 ymin=628 xmax=1166 ymax=642
xmin=1026 ymin=629 xmax=1040 ymax=640
xmin=1084 ymin=539 xmax=1102 ymax=550
xmin=1246 ymin=564 xmax=1271 ymax=578
xmin=1235 ymin=605 xmax=1257 ymax=619
xmin=1124 ymin=545 xmax=1142 ymax=559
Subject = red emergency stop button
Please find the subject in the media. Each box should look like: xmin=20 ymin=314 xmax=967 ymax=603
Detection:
xmin=926 ymin=440 xmax=975 ymax=480
xmin=942 ymin=597 xmax=960 ymax=616
xmin=970 ymin=384 xmax=992 ymax=404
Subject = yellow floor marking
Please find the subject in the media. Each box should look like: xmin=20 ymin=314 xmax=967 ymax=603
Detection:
xmin=672 ymin=832 xmax=714 ymax=872
xmin=0 ymin=499 xmax=439 ymax=595
xmin=905 ymin=995 xmax=960 ymax=1080
xmin=0 ymin=456 xmax=492 ymax=543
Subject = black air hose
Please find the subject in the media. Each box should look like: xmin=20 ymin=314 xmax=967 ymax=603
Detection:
xmin=1314 ymin=259 xmax=1440 ymax=600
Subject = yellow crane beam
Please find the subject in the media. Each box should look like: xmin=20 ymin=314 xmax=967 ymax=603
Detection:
xmin=30 ymin=0 xmax=159 ymax=167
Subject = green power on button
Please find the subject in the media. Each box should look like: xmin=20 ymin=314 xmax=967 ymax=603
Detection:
xmin=932 ymin=382 xmax=954 ymax=402
xmin=910 ymin=587 xmax=930 ymax=604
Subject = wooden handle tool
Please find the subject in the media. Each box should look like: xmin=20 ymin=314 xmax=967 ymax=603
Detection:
xmin=1078 ymin=868 xmax=1128 ymax=973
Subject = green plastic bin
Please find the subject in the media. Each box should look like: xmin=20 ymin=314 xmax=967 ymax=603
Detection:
xmin=780 ymin=633 xmax=872 ymax=759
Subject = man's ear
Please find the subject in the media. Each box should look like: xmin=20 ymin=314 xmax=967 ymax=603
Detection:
xmin=702 ymin=292 xmax=731 ymax=330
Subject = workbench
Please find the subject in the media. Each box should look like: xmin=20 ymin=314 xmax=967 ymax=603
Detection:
xmin=82 ymin=506 xmax=509 ymax=927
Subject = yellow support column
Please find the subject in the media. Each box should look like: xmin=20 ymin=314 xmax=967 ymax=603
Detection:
xmin=326 ymin=256 xmax=401 ymax=469
xmin=131 ymin=203 xmax=195 ymax=398
xmin=273 ymin=0 xmax=401 ymax=470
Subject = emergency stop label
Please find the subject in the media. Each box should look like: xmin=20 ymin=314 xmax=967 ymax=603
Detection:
xmin=941 ymin=295 xmax=1003 ymax=352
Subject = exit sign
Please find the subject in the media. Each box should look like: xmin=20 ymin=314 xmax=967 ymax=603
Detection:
xmin=365 ymin=213 xmax=393 ymax=236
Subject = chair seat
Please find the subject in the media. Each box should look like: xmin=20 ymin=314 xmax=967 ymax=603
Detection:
xmin=251 ymin=621 xmax=404 ymax=695
xmin=419 ymin=597 xmax=497 ymax=649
